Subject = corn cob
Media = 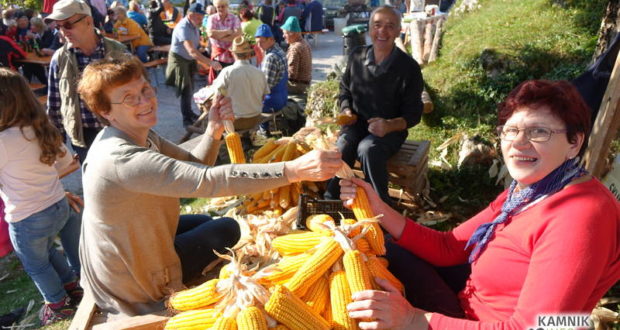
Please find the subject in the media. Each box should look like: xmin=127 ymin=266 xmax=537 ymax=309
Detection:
xmin=351 ymin=188 xmax=386 ymax=255
xmin=273 ymin=325 xmax=290 ymax=330
xmin=258 ymin=253 xmax=312 ymax=286
xmin=285 ymin=238 xmax=343 ymax=297
xmin=272 ymin=231 xmax=327 ymax=256
xmin=164 ymin=308 xmax=220 ymax=329
xmin=341 ymin=219 xmax=361 ymax=238
xmin=255 ymin=143 xmax=287 ymax=163
xmin=265 ymin=285 xmax=330 ymax=330
xmin=236 ymin=306 xmax=268 ymax=330
xmin=211 ymin=316 xmax=237 ymax=330
xmin=329 ymin=270 xmax=358 ymax=330
xmin=219 ymin=264 xmax=232 ymax=279
xmin=377 ymin=257 xmax=389 ymax=268
xmin=301 ymin=275 xmax=330 ymax=315
xmin=168 ymin=279 xmax=221 ymax=311
xmin=252 ymin=139 xmax=278 ymax=161
xmin=343 ymin=250 xmax=374 ymax=295
xmin=279 ymin=185 xmax=291 ymax=209
xmin=367 ymin=256 xmax=404 ymax=294
xmin=354 ymin=238 xmax=371 ymax=254
xmin=305 ymin=214 xmax=334 ymax=233
xmin=281 ymin=141 xmax=298 ymax=161
xmin=225 ymin=132 xmax=246 ymax=164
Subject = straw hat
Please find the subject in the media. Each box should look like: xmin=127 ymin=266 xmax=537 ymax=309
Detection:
xmin=231 ymin=36 xmax=253 ymax=54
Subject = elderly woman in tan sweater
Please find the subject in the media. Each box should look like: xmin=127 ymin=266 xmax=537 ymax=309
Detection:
xmin=76 ymin=55 xmax=342 ymax=319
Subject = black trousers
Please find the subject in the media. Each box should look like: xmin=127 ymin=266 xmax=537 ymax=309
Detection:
xmin=174 ymin=214 xmax=240 ymax=283
xmin=325 ymin=120 xmax=406 ymax=204
xmin=71 ymin=127 xmax=101 ymax=163
xmin=386 ymin=241 xmax=470 ymax=318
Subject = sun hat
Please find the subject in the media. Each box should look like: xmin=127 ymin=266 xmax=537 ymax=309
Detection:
xmin=44 ymin=0 xmax=92 ymax=23
xmin=254 ymin=24 xmax=273 ymax=38
xmin=231 ymin=36 xmax=254 ymax=54
xmin=281 ymin=16 xmax=301 ymax=33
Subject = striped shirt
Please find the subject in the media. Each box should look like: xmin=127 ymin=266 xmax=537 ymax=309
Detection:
xmin=261 ymin=43 xmax=287 ymax=89
xmin=47 ymin=40 xmax=107 ymax=136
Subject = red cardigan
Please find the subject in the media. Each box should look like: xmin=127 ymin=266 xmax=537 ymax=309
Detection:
xmin=397 ymin=178 xmax=620 ymax=329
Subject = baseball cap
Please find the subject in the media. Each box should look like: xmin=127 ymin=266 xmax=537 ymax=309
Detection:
xmin=255 ymin=24 xmax=273 ymax=38
xmin=281 ymin=16 xmax=301 ymax=32
xmin=44 ymin=0 xmax=92 ymax=23
xmin=188 ymin=2 xmax=206 ymax=14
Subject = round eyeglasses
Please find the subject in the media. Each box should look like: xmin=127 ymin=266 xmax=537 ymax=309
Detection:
xmin=496 ymin=125 xmax=567 ymax=142
xmin=111 ymin=86 xmax=157 ymax=107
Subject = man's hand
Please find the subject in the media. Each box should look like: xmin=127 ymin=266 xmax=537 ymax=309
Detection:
xmin=367 ymin=117 xmax=390 ymax=137
xmin=210 ymin=60 xmax=223 ymax=71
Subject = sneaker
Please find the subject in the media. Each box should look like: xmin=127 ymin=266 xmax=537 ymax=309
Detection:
xmin=39 ymin=296 xmax=77 ymax=326
xmin=65 ymin=281 xmax=84 ymax=306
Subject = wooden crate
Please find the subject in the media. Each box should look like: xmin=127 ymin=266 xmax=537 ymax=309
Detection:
xmin=354 ymin=140 xmax=430 ymax=197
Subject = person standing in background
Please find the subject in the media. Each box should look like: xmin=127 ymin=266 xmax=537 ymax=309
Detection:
xmin=206 ymin=0 xmax=241 ymax=83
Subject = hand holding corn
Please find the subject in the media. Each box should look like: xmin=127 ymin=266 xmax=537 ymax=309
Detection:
xmin=283 ymin=149 xmax=343 ymax=183
xmin=206 ymin=93 xmax=235 ymax=139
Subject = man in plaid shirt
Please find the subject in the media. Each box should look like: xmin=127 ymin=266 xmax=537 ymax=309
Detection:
xmin=255 ymin=24 xmax=288 ymax=133
xmin=45 ymin=0 xmax=127 ymax=162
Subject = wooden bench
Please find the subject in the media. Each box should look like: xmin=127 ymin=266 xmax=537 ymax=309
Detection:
xmin=353 ymin=140 xmax=430 ymax=201
xmin=302 ymin=28 xmax=330 ymax=47
xmin=142 ymin=58 xmax=168 ymax=86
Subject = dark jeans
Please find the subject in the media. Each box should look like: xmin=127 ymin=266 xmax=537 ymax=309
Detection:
xmin=325 ymin=121 xmax=406 ymax=203
xmin=386 ymin=241 xmax=470 ymax=318
xmin=174 ymin=214 xmax=240 ymax=283
xmin=71 ymin=127 xmax=101 ymax=163
xmin=180 ymin=79 xmax=197 ymax=125
xmin=22 ymin=63 xmax=48 ymax=86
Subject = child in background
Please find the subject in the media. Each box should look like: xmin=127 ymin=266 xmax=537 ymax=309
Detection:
xmin=0 ymin=68 xmax=83 ymax=326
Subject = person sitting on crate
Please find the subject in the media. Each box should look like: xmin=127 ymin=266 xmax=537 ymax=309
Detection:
xmin=281 ymin=16 xmax=312 ymax=95
xmin=76 ymin=55 xmax=342 ymax=319
xmin=255 ymin=23 xmax=288 ymax=136
xmin=211 ymin=36 xmax=269 ymax=131
xmin=338 ymin=80 xmax=620 ymax=329
xmin=324 ymin=5 xmax=423 ymax=205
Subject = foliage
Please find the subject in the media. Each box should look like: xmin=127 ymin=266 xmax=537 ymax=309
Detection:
xmin=0 ymin=0 xmax=42 ymax=12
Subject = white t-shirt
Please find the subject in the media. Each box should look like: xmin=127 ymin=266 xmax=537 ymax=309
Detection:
xmin=0 ymin=127 xmax=72 ymax=222
xmin=212 ymin=59 xmax=270 ymax=118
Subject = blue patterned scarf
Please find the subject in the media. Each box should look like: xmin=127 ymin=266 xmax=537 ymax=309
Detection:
xmin=465 ymin=158 xmax=586 ymax=263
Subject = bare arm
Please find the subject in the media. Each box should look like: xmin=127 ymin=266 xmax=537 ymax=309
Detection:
xmin=183 ymin=40 xmax=221 ymax=70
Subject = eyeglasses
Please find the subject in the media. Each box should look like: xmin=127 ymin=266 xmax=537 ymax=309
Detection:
xmin=58 ymin=15 xmax=87 ymax=30
xmin=496 ymin=125 xmax=567 ymax=142
xmin=111 ymin=86 xmax=157 ymax=107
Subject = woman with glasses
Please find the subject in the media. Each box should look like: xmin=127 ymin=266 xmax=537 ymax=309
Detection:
xmin=76 ymin=55 xmax=342 ymax=319
xmin=338 ymin=80 xmax=619 ymax=329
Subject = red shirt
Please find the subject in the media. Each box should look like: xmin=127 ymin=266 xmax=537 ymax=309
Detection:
xmin=43 ymin=0 xmax=58 ymax=14
xmin=397 ymin=178 xmax=620 ymax=329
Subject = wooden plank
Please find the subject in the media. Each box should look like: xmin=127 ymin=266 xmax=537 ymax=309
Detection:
xmin=584 ymin=48 xmax=620 ymax=177
xmin=68 ymin=291 xmax=97 ymax=330
xmin=92 ymin=314 xmax=169 ymax=330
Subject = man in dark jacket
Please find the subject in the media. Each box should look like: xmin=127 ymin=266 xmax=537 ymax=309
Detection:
xmin=324 ymin=6 xmax=424 ymax=204
xmin=148 ymin=0 xmax=173 ymax=45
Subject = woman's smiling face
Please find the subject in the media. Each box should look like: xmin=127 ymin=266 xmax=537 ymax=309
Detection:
xmin=500 ymin=106 xmax=584 ymax=189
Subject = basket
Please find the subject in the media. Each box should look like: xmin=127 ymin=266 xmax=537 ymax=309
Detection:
xmin=296 ymin=194 xmax=354 ymax=229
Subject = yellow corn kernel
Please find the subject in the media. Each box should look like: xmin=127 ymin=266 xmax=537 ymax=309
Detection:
xmin=367 ymin=256 xmax=404 ymax=294
xmin=301 ymin=275 xmax=330 ymax=315
xmin=281 ymin=141 xmax=298 ymax=161
xmin=273 ymin=325 xmax=290 ymax=330
xmin=252 ymin=139 xmax=278 ymax=161
xmin=377 ymin=257 xmax=389 ymax=268
xmin=225 ymin=132 xmax=246 ymax=164
xmin=236 ymin=306 xmax=268 ymax=330
xmin=265 ymin=285 xmax=330 ymax=330
xmin=168 ymin=279 xmax=221 ymax=311
xmin=272 ymin=231 xmax=327 ymax=256
xmin=343 ymin=250 xmax=374 ymax=295
xmin=329 ymin=271 xmax=358 ymax=330
xmin=279 ymin=185 xmax=291 ymax=209
xmin=354 ymin=238 xmax=372 ymax=254
xmin=164 ymin=308 xmax=219 ymax=329
xmin=255 ymin=143 xmax=287 ymax=163
xmin=285 ymin=238 xmax=343 ymax=297
xmin=351 ymin=188 xmax=386 ymax=255
xmin=342 ymin=219 xmax=360 ymax=238
xmin=259 ymin=253 xmax=312 ymax=286
xmin=305 ymin=214 xmax=334 ymax=233
xmin=211 ymin=315 xmax=237 ymax=330
xmin=219 ymin=264 xmax=232 ymax=279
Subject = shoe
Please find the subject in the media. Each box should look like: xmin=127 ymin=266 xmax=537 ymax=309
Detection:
xmin=39 ymin=296 xmax=77 ymax=326
xmin=65 ymin=281 xmax=84 ymax=306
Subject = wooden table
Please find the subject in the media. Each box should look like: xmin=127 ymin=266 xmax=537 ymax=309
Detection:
xmin=105 ymin=33 xmax=140 ymax=44
xmin=15 ymin=52 xmax=52 ymax=66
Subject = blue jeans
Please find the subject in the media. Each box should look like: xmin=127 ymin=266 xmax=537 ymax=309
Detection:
xmin=136 ymin=45 xmax=151 ymax=63
xmin=8 ymin=198 xmax=82 ymax=303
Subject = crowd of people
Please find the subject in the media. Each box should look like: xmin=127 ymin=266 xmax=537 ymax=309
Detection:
xmin=0 ymin=0 xmax=618 ymax=328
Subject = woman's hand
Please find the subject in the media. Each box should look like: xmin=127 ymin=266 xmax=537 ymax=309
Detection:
xmin=348 ymin=277 xmax=428 ymax=329
xmin=210 ymin=60 xmax=223 ymax=71
xmin=65 ymin=192 xmax=84 ymax=213
xmin=206 ymin=95 xmax=234 ymax=139
xmin=340 ymin=177 xmax=384 ymax=213
xmin=283 ymin=149 xmax=343 ymax=182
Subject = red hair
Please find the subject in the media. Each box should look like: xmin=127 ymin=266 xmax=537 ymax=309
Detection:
xmin=498 ymin=80 xmax=591 ymax=153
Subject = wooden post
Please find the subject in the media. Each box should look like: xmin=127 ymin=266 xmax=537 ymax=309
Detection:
xmin=583 ymin=49 xmax=620 ymax=177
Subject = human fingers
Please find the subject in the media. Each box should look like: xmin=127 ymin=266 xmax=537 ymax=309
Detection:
xmin=367 ymin=117 xmax=380 ymax=123
xmin=375 ymin=277 xmax=400 ymax=295
xmin=358 ymin=320 xmax=387 ymax=330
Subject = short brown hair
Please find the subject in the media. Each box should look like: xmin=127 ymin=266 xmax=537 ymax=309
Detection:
xmin=78 ymin=55 xmax=148 ymax=123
